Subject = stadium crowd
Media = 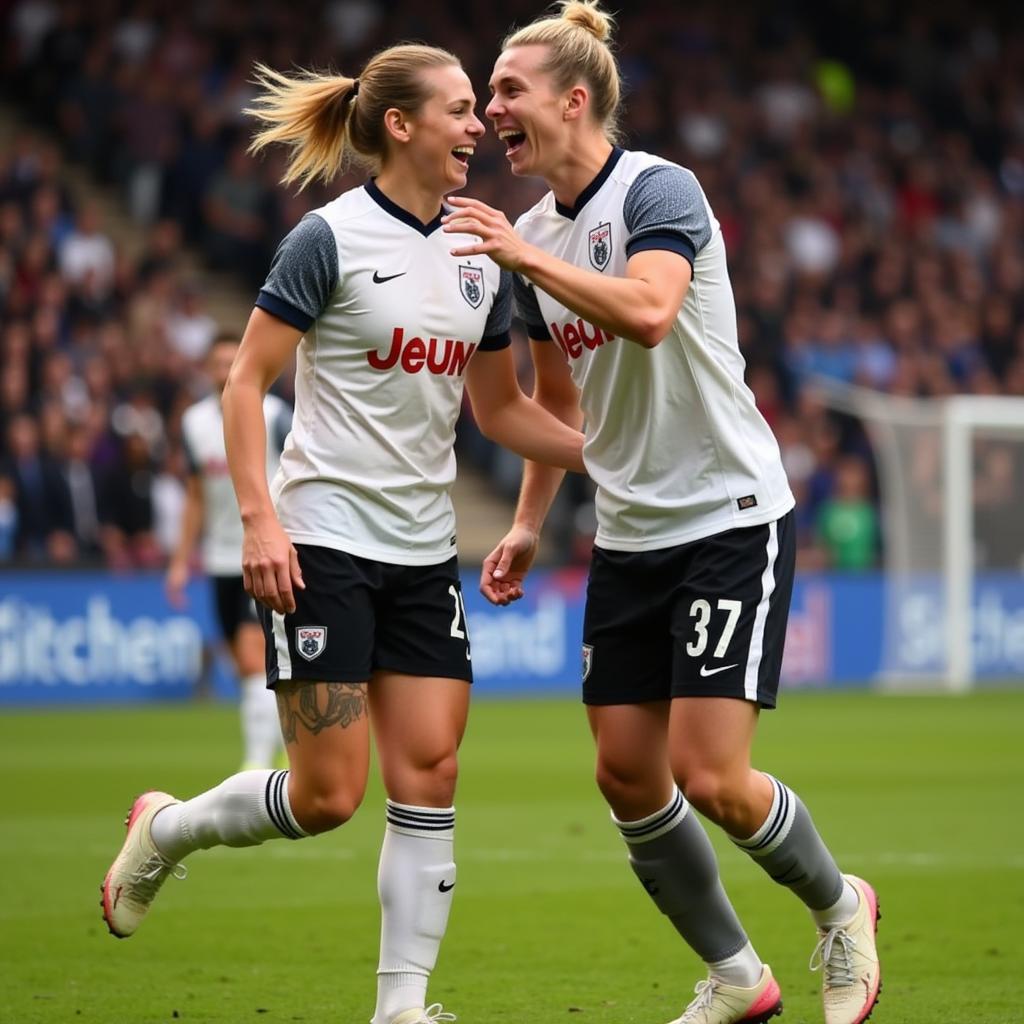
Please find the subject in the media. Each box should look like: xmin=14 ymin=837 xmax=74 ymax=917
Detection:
xmin=2 ymin=0 xmax=1023 ymax=570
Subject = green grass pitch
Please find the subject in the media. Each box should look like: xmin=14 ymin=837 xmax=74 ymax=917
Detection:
xmin=2 ymin=690 xmax=1022 ymax=1023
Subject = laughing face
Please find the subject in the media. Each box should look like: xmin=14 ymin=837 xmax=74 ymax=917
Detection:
xmin=403 ymin=64 xmax=485 ymax=194
xmin=486 ymin=45 xmax=570 ymax=179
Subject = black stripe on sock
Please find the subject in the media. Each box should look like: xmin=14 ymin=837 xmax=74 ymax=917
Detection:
xmin=618 ymin=791 xmax=685 ymax=838
xmin=265 ymin=770 xmax=302 ymax=840
xmin=386 ymin=819 xmax=454 ymax=832
xmin=386 ymin=812 xmax=455 ymax=830
xmin=386 ymin=805 xmax=455 ymax=832
xmin=750 ymin=778 xmax=789 ymax=852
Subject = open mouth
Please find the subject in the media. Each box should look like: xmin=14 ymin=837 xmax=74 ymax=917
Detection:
xmin=451 ymin=146 xmax=473 ymax=165
xmin=498 ymin=129 xmax=527 ymax=156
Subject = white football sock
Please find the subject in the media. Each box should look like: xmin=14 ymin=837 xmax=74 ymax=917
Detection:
xmin=150 ymin=769 xmax=306 ymax=863
xmin=811 ymin=878 xmax=861 ymax=929
xmin=240 ymin=673 xmax=281 ymax=769
xmin=708 ymin=942 xmax=765 ymax=987
xmin=372 ymin=800 xmax=456 ymax=1024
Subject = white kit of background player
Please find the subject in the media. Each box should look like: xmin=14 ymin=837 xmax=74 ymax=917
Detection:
xmin=176 ymin=379 xmax=291 ymax=769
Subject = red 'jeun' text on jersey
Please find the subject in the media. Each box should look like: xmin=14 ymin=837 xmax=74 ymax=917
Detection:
xmin=367 ymin=328 xmax=478 ymax=375
xmin=549 ymin=318 xmax=617 ymax=360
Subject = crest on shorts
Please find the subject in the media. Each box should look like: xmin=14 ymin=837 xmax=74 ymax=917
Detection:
xmin=459 ymin=264 xmax=485 ymax=308
xmin=295 ymin=626 xmax=327 ymax=661
xmin=588 ymin=222 xmax=612 ymax=271
xmin=582 ymin=643 xmax=594 ymax=681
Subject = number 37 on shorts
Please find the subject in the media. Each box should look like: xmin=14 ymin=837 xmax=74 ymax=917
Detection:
xmin=581 ymin=512 xmax=795 ymax=708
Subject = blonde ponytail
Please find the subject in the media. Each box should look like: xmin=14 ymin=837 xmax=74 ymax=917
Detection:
xmin=247 ymin=44 xmax=461 ymax=190
xmin=246 ymin=64 xmax=357 ymax=191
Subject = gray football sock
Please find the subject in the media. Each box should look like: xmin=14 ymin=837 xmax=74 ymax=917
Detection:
xmin=733 ymin=773 xmax=844 ymax=911
xmin=614 ymin=789 xmax=750 ymax=963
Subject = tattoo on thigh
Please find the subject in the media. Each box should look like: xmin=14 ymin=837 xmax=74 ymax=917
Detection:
xmin=276 ymin=683 xmax=367 ymax=743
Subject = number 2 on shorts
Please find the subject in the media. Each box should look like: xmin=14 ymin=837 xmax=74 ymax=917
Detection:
xmin=448 ymin=584 xmax=468 ymax=639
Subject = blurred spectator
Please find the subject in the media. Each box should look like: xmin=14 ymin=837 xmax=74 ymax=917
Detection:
xmin=203 ymin=143 xmax=268 ymax=286
xmin=58 ymin=200 xmax=115 ymax=297
xmin=99 ymin=430 xmax=162 ymax=570
xmin=815 ymin=455 xmax=879 ymax=571
xmin=166 ymin=282 xmax=218 ymax=361
xmin=973 ymin=443 xmax=1024 ymax=570
xmin=62 ymin=421 xmax=104 ymax=561
xmin=0 ymin=474 xmax=18 ymax=559
xmin=1 ymin=413 xmax=76 ymax=562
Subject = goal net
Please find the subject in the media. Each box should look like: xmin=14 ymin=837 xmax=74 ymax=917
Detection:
xmin=810 ymin=380 xmax=1024 ymax=690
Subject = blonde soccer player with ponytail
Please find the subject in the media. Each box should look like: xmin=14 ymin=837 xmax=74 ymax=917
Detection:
xmin=445 ymin=5 xmax=882 ymax=1024
xmin=101 ymin=43 xmax=584 ymax=1024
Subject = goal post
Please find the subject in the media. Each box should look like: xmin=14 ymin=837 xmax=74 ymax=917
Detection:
xmin=808 ymin=380 xmax=1024 ymax=691
xmin=942 ymin=396 xmax=1024 ymax=689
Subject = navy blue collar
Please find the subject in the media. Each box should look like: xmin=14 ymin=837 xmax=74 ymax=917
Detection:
xmin=554 ymin=146 xmax=624 ymax=220
xmin=365 ymin=179 xmax=444 ymax=236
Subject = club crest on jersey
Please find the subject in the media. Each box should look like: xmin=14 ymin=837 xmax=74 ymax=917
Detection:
xmin=588 ymin=222 xmax=612 ymax=271
xmin=459 ymin=264 xmax=485 ymax=308
xmin=295 ymin=626 xmax=327 ymax=661
xmin=582 ymin=643 xmax=594 ymax=681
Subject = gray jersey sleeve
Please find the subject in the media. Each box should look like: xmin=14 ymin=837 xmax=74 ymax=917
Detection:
xmin=255 ymin=213 xmax=339 ymax=331
xmin=622 ymin=165 xmax=712 ymax=267
xmin=513 ymin=274 xmax=552 ymax=340
xmin=479 ymin=270 xmax=513 ymax=350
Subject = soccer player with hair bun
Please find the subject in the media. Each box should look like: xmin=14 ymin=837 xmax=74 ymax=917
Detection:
xmin=102 ymin=43 xmax=584 ymax=1024
xmin=445 ymin=4 xmax=881 ymax=1023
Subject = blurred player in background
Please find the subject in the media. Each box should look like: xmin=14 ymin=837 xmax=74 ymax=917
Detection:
xmin=102 ymin=41 xmax=584 ymax=1024
xmin=453 ymin=4 xmax=881 ymax=1024
xmin=165 ymin=333 xmax=289 ymax=770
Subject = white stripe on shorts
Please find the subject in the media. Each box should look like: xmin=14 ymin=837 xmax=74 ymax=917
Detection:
xmin=743 ymin=519 xmax=779 ymax=702
xmin=272 ymin=610 xmax=292 ymax=680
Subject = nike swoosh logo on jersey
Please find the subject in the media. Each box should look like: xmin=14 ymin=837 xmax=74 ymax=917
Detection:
xmin=372 ymin=271 xmax=406 ymax=284
xmin=699 ymin=663 xmax=738 ymax=677
xmin=438 ymin=879 xmax=455 ymax=893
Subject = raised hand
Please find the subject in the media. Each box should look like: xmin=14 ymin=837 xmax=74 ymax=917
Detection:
xmin=442 ymin=196 xmax=535 ymax=271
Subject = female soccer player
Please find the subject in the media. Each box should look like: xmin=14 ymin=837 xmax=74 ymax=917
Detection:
xmin=102 ymin=44 xmax=585 ymax=1024
xmin=445 ymin=5 xmax=881 ymax=1024
xmin=166 ymin=333 xmax=289 ymax=771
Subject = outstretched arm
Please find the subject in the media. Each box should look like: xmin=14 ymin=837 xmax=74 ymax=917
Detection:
xmin=464 ymin=345 xmax=584 ymax=473
xmin=443 ymin=197 xmax=691 ymax=349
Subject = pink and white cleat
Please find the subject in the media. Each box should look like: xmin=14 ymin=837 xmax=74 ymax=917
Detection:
xmin=101 ymin=790 xmax=184 ymax=938
xmin=667 ymin=964 xmax=783 ymax=1024
xmin=811 ymin=874 xmax=881 ymax=1024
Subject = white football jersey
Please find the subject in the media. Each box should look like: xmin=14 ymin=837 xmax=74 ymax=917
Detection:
xmin=182 ymin=392 xmax=291 ymax=575
xmin=515 ymin=148 xmax=794 ymax=551
xmin=255 ymin=181 xmax=511 ymax=565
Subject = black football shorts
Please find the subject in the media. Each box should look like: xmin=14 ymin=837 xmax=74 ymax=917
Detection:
xmin=257 ymin=546 xmax=473 ymax=686
xmin=582 ymin=512 xmax=795 ymax=708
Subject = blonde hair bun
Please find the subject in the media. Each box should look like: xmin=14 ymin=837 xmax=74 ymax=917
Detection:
xmin=559 ymin=1 xmax=614 ymax=43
